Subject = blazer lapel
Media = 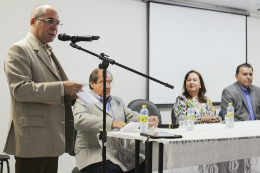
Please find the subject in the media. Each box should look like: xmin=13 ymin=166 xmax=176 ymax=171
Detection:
xmin=110 ymin=97 xmax=118 ymax=120
xmin=51 ymin=53 xmax=68 ymax=81
xmin=235 ymin=82 xmax=248 ymax=111
xmin=26 ymin=33 xmax=60 ymax=80
xmin=250 ymin=88 xmax=257 ymax=116
xmin=90 ymin=92 xmax=113 ymax=118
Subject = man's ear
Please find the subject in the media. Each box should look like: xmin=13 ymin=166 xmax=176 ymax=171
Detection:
xmin=235 ymin=74 xmax=238 ymax=80
xmin=30 ymin=17 xmax=36 ymax=26
xmin=90 ymin=81 xmax=95 ymax=89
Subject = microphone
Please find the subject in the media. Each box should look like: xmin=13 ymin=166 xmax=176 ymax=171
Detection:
xmin=157 ymin=124 xmax=179 ymax=129
xmin=58 ymin=33 xmax=100 ymax=42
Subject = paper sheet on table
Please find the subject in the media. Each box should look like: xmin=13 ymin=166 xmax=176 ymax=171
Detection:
xmin=120 ymin=122 xmax=140 ymax=132
xmin=76 ymin=91 xmax=99 ymax=107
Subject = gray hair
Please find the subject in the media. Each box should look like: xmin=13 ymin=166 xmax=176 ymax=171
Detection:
xmin=89 ymin=69 xmax=113 ymax=90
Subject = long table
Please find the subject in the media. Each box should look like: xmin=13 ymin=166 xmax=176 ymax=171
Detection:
xmin=99 ymin=121 xmax=260 ymax=173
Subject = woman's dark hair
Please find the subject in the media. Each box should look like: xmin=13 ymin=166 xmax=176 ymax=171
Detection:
xmin=182 ymin=70 xmax=207 ymax=103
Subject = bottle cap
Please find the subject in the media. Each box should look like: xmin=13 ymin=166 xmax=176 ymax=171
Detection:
xmin=142 ymin=105 xmax=146 ymax=108
xmin=229 ymin=103 xmax=232 ymax=106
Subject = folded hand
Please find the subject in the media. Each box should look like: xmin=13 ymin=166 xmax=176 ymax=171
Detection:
xmin=112 ymin=120 xmax=127 ymax=129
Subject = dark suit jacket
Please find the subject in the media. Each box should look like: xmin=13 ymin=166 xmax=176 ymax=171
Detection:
xmin=221 ymin=82 xmax=260 ymax=121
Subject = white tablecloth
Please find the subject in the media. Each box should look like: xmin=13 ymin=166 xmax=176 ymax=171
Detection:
xmin=99 ymin=121 xmax=260 ymax=172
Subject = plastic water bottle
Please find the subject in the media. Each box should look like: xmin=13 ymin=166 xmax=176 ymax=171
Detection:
xmin=227 ymin=103 xmax=234 ymax=128
xmin=140 ymin=105 xmax=149 ymax=133
xmin=187 ymin=106 xmax=195 ymax=131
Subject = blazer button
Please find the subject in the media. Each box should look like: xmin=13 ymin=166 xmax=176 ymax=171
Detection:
xmin=61 ymin=121 xmax=65 ymax=125
xmin=61 ymin=103 xmax=64 ymax=107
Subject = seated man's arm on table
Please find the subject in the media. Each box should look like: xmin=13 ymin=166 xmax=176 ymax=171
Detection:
xmin=109 ymin=97 xmax=139 ymax=129
xmin=73 ymin=99 xmax=114 ymax=132
xmin=221 ymin=89 xmax=234 ymax=118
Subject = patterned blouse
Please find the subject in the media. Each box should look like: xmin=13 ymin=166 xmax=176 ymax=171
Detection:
xmin=173 ymin=95 xmax=215 ymax=124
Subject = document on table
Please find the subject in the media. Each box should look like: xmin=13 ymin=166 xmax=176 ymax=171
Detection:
xmin=120 ymin=122 xmax=140 ymax=132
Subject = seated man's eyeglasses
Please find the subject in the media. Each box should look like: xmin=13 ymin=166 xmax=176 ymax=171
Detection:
xmin=35 ymin=17 xmax=63 ymax=28
xmin=98 ymin=81 xmax=114 ymax=87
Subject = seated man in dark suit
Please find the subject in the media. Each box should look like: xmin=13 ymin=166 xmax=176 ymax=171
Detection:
xmin=73 ymin=68 xmax=158 ymax=173
xmin=221 ymin=63 xmax=260 ymax=121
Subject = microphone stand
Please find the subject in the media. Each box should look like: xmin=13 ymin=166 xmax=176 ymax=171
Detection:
xmin=70 ymin=42 xmax=174 ymax=173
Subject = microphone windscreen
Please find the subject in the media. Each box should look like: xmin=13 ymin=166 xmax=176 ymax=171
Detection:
xmin=92 ymin=36 xmax=100 ymax=40
xmin=58 ymin=33 xmax=65 ymax=41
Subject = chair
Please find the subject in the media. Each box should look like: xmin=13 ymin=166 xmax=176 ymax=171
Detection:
xmin=219 ymin=110 xmax=225 ymax=121
xmin=69 ymin=130 xmax=89 ymax=173
xmin=0 ymin=154 xmax=10 ymax=173
xmin=127 ymin=99 xmax=162 ymax=124
xmin=72 ymin=166 xmax=87 ymax=173
xmin=171 ymin=105 xmax=177 ymax=124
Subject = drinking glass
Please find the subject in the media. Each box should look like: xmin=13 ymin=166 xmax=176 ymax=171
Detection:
xmin=179 ymin=115 xmax=187 ymax=128
xmin=212 ymin=109 xmax=216 ymax=116
xmin=222 ymin=114 xmax=227 ymax=124
xmin=218 ymin=116 xmax=222 ymax=123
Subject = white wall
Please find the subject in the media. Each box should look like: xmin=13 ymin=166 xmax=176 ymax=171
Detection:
xmin=0 ymin=0 xmax=147 ymax=172
xmin=247 ymin=17 xmax=260 ymax=86
xmin=1 ymin=0 xmax=260 ymax=172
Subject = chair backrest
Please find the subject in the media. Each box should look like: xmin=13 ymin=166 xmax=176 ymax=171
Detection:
xmin=219 ymin=110 xmax=223 ymax=119
xmin=171 ymin=105 xmax=177 ymax=124
xmin=68 ymin=129 xmax=77 ymax=156
xmin=127 ymin=99 xmax=162 ymax=124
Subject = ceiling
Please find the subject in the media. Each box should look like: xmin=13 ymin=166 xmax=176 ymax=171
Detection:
xmin=171 ymin=0 xmax=260 ymax=16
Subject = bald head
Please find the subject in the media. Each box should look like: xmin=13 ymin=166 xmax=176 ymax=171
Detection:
xmin=30 ymin=5 xmax=59 ymax=46
xmin=31 ymin=5 xmax=56 ymax=19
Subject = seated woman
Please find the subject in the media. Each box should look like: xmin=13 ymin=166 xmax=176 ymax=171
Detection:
xmin=173 ymin=70 xmax=219 ymax=124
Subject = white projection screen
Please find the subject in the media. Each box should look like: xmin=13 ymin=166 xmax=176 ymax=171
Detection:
xmin=149 ymin=2 xmax=246 ymax=105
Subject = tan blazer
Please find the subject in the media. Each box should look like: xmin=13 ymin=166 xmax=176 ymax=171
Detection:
xmin=73 ymin=92 xmax=140 ymax=170
xmin=3 ymin=33 xmax=74 ymax=157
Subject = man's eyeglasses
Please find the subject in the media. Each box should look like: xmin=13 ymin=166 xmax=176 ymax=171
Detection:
xmin=35 ymin=17 xmax=63 ymax=28
xmin=97 ymin=81 xmax=114 ymax=87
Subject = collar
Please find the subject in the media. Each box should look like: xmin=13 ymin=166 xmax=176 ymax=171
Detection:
xmin=28 ymin=32 xmax=53 ymax=56
xmin=92 ymin=90 xmax=112 ymax=103
xmin=239 ymin=83 xmax=250 ymax=91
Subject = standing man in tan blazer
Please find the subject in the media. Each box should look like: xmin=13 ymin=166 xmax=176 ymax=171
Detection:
xmin=4 ymin=4 xmax=83 ymax=173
